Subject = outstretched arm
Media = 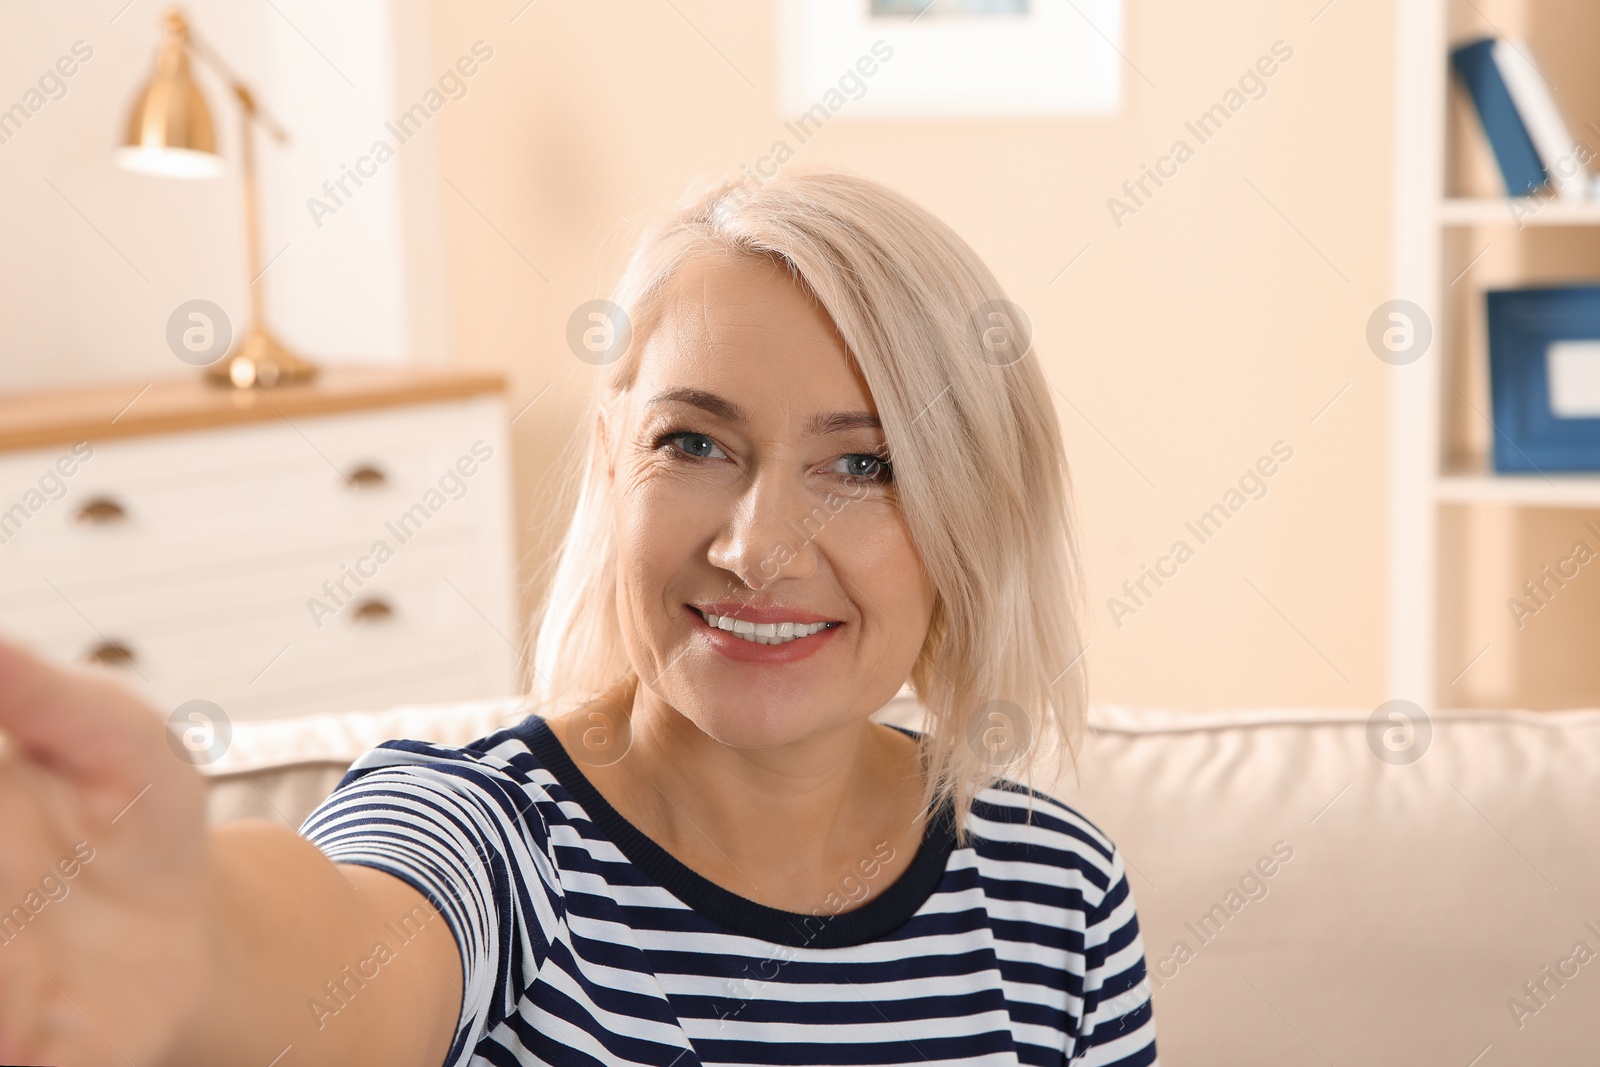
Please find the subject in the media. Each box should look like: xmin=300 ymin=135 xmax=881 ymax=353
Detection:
xmin=0 ymin=635 xmax=463 ymax=1067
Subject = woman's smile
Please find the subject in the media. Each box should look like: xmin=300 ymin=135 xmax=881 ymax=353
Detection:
xmin=687 ymin=602 xmax=845 ymax=663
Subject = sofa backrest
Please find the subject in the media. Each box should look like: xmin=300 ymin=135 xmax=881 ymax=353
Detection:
xmin=203 ymin=695 xmax=1600 ymax=1064
xmin=1043 ymin=704 xmax=1600 ymax=1066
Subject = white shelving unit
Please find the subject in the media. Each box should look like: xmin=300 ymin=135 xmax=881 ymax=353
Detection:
xmin=1391 ymin=0 xmax=1600 ymax=709
xmin=1439 ymin=198 xmax=1600 ymax=226
xmin=1391 ymin=0 xmax=1446 ymax=711
xmin=1436 ymin=472 xmax=1600 ymax=507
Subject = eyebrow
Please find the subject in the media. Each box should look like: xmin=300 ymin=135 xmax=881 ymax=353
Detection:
xmin=647 ymin=387 xmax=882 ymax=436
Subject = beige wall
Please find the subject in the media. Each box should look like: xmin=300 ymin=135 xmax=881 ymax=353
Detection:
xmin=426 ymin=0 xmax=1396 ymax=712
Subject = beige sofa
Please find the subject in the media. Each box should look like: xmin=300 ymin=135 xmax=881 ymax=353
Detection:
xmin=205 ymin=694 xmax=1600 ymax=1065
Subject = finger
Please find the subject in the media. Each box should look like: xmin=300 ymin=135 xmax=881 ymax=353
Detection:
xmin=0 ymin=633 xmax=158 ymax=787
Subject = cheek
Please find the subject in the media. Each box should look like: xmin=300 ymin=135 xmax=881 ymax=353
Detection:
xmin=828 ymin=504 xmax=935 ymax=635
xmin=613 ymin=470 xmax=710 ymax=617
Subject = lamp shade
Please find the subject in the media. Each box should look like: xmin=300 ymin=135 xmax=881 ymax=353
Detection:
xmin=113 ymin=9 xmax=224 ymax=179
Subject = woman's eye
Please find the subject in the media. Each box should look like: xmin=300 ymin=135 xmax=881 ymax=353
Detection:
xmin=830 ymin=454 xmax=892 ymax=483
xmin=660 ymin=431 xmax=727 ymax=461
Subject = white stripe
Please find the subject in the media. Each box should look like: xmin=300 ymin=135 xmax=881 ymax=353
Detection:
xmin=1074 ymin=1015 xmax=1158 ymax=1067
xmin=651 ymin=966 xmax=1033 ymax=1004
xmin=682 ymin=1005 xmax=1015 ymax=1044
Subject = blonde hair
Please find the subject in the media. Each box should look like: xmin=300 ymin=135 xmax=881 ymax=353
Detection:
xmin=530 ymin=166 xmax=1087 ymax=840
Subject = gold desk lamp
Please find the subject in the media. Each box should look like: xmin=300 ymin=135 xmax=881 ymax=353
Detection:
xmin=115 ymin=8 xmax=317 ymax=388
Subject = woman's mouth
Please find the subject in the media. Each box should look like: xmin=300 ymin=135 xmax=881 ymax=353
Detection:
xmin=692 ymin=607 xmax=842 ymax=646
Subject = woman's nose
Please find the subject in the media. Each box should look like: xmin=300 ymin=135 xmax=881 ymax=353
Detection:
xmin=705 ymin=466 xmax=820 ymax=590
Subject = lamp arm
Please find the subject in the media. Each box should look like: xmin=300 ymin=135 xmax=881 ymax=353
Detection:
xmin=183 ymin=27 xmax=291 ymax=144
xmin=177 ymin=22 xmax=280 ymax=348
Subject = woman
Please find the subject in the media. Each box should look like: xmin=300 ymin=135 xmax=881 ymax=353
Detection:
xmin=0 ymin=168 xmax=1156 ymax=1066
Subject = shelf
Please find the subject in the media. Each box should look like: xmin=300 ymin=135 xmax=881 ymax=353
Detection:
xmin=1440 ymin=198 xmax=1600 ymax=227
xmin=1437 ymin=471 xmax=1600 ymax=508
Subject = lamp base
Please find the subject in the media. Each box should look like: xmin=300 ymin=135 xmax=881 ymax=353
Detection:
xmin=206 ymin=327 xmax=318 ymax=388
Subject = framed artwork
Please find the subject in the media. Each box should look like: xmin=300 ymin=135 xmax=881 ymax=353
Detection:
xmin=776 ymin=0 xmax=1124 ymax=119
xmin=1487 ymin=283 xmax=1600 ymax=472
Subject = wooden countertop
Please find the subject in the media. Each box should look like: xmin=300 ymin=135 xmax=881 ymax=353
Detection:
xmin=0 ymin=366 xmax=506 ymax=452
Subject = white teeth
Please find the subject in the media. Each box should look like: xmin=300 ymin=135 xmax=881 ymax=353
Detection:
xmin=700 ymin=611 xmax=834 ymax=645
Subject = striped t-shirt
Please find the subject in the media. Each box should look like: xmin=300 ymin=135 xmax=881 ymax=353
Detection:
xmin=299 ymin=714 xmax=1158 ymax=1066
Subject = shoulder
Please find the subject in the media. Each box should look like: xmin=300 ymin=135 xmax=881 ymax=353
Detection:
xmin=302 ymin=715 xmax=579 ymax=848
xmin=298 ymin=716 xmax=588 ymax=1057
xmin=962 ymin=779 xmax=1132 ymax=921
xmin=889 ymin=720 xmax=1131 ymax=916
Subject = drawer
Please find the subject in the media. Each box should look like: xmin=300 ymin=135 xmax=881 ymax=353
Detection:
xmin=0 ymin=397 xmax=508 ymax=595
xmin=0 ymin=531 xmax=517 ymax=721
xmin=217 ymin=663 xmax=497 ymax=720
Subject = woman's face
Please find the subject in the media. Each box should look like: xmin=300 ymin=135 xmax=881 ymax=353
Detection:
xmin=607 ymin=251 xmax=937 ymax=749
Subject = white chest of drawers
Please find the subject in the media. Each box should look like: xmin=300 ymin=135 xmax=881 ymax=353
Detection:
xmin=0 ymin=369 xmax=519 ymax=722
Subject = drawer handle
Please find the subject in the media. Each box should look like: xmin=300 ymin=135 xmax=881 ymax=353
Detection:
xmin=351 ymin=597 xmax=395 ymax=623
xmin=75 ymin=497 xmax=127 ymax=525
xmin=344 ymin=464 xmax=388 ymax=489
xmin=84 ymin=640 xmax=136 ymax=668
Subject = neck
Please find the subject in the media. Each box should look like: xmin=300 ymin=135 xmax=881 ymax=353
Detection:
xmin=603 ymin=676 xmax=927 ymax=908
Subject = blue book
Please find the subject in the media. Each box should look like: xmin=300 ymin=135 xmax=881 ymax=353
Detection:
xmin=1451 ymin=37 xmax=1548 ymax=197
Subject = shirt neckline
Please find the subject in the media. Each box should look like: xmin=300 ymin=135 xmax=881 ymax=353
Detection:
xmin=516 ymin=714 xmax=957 ymax=949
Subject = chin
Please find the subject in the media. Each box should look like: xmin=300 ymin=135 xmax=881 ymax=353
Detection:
xmin=678 ymin=690 xmax=835 ymax=750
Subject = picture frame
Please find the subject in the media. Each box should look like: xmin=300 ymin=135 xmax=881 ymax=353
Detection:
xmin=1486 ymin=282 xmax=1600 ymax=472
xmin=775 ymin=0 xmax=1124 ymax=119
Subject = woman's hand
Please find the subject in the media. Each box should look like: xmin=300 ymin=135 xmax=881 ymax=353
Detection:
xmin=0 ymin=634 xmax=210 ymax=1066
xmin=0 ymin=633 xmax=464 ymax=1067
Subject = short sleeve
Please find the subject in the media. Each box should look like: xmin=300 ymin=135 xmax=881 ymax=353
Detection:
xmin=1072 ymin=845 xmax=1158 ymax=1065
xmin=298 ymin=738 xmax=565 ymax=1066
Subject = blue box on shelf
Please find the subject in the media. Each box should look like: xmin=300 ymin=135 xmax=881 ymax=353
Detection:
xmin=1487 ymin=282 xmax=1600 ymax=473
